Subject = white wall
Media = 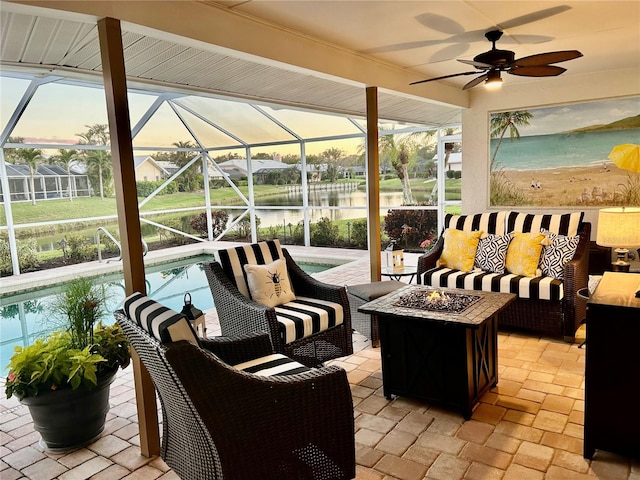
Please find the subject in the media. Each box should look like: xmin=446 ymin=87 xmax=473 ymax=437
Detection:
xmin=461 ymin=67 xmax=640 ymax=240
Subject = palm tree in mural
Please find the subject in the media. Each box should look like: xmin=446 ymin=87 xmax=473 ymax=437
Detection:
xmin=77 ymin=124 xmax=112 ymax=199
xmin=51 ymin=148 xmax=79 ymax=201
xmin=14 ymin=147 xmax=44 ymax=205
xmin=490 ymin=111 xmax=533 ymax=169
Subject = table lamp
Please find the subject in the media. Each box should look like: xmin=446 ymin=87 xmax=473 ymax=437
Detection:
xmin=596 ymin=207 xmax=640 ymax=272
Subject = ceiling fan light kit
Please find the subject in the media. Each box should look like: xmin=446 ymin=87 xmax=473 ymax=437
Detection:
xmin=411 ymin=29 xmax=582 ymax=90
xmin=484 ymin=70 xmax=503 ymax=89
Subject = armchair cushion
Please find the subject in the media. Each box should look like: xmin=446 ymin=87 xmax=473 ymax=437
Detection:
xmin=276 ymin=296 xmax=344 ymax=344
xmin=123 ymin=292 xmax=199 ymax=345
xmin=244 ymin=257 xmax=296 ymax=307
xmin=216 ymin=239 xmax=284 ymax=299
xmin=233 ymin=353 xmax=310 ymax=376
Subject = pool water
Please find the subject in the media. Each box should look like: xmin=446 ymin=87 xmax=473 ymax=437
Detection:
xmin=0 ymin=255 xmax=333 ymax=374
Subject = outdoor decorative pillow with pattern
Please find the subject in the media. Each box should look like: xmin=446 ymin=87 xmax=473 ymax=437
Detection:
xmin=505 ymin=232 xmax=546 ymax=277
xmin=474 ymin=232 xmax=513 ymax=274
xmin=539 ymin=229 xmax=580 ymax=280
xmin=437 ymin=228 xmax=483 ymax=272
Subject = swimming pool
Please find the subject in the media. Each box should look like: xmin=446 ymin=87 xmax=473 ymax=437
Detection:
xmin=0 ymin=255 xmax=333 ymax=374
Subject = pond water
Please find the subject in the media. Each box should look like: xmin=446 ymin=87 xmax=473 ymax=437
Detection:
xmin=32 ymin=190 xmax=432 ymax=251
xmin=0 ymin=255 xmax=333 ymax=375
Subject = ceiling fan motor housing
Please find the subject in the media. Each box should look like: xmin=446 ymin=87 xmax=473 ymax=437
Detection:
xmin=474 ymin=49 xmax=515 ymax=68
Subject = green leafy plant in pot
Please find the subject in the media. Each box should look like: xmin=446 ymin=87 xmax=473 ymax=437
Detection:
xmin=4 ymin=277 xmax=131 ymax=452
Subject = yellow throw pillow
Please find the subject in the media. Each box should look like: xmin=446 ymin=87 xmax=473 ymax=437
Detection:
xmin=244 ymin=258 xmax=296 ymax=307
xmin=437 ymin=229 xmax=483 ymax=272
xmin=505 ymin=232 xmax=546 ymax=277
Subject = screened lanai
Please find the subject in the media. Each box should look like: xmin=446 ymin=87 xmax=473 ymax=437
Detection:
xmin=1 ymin=70 xmax=462 ymax=276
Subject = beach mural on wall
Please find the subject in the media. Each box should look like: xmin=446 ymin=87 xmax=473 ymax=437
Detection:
xmin=489 ymin=96 xmax=640 ymax=207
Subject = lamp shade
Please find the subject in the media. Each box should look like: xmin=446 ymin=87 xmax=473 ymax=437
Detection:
xmin=596 ymin=207 xmax=640 ymax=247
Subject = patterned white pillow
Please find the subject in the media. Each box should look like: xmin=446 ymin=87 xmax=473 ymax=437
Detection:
xmin=474 ymin=233 xmax=513 ymax=274
xmin=539 ymin=229 xmax=580 ymax=280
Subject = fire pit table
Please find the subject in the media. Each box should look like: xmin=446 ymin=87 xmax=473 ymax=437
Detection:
xmin=359 ymin=284 xmax=516 ymax=419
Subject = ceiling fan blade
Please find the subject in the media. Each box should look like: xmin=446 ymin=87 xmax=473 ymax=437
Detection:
xmin=410 ymin=71 xmax=482 ymax=85
xmin=513 ymin=50 xmax=583 ymax=67
xmin=463 ymin=73 xmax=489 ymax=90
xmin=498 ymin=5 xmax=572 ymax=30
xmin=509 ymin=65 xmax=567 ymax=77
xmin=458 ymin=58 xmax=493 ymax=69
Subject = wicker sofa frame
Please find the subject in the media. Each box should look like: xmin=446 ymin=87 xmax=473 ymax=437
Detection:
xmin=416 ymin=222 xmax=591 ymax=342
xmin=115 ymin=310 xmax=356 ymax=480
xmin=204 ymin=248 xmax=353 ymax=367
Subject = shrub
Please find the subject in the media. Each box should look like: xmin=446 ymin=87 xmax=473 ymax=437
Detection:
xmin=383 ymin=209 xmax=437 ymax=250
xmin=64 ymin=233 xmax=96 ymax=263
xmin=310 ymin=217 xmax=340 ymax=246
xmin=350 ymin=219 xmax=368 ymax=249
xmin=190 ymin=210 xmax=230 ymax=237
xmin=0 ymin=237 xmax=40 ymax=275
xmin=234 ymin=217 xmax=260 ymax=239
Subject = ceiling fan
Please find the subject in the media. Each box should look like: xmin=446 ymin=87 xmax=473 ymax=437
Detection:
xmin=410 ymin=30 xmax=582 ymax=90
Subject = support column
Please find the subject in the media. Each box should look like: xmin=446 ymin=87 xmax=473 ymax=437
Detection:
xmin=366 ymin=87 xmax=381 ymax=281
xmin=97 ymin=17 xmax=160 ymax=457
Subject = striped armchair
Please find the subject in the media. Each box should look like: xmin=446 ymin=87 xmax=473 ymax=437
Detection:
xmin=115 ymin=297 xmax=356 ymax=480
xmin=205 ymin=240 xmax=353 ymax=367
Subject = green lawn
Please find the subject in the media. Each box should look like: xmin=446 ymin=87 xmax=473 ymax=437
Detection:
xmin=2 ymin=179 xmax=461 ymax=227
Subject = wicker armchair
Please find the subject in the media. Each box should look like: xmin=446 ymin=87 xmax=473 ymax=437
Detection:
xmin=115 ymin=310 xmax=356 ymax=480
xmin=204 ymin=240 xmax=353 ymax=367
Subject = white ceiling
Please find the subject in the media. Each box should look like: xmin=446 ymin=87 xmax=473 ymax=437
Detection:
xmin=1 ymin=1 xmax=638 ymax=126
xmin=214 ymin=0 xmax=639 ymax=88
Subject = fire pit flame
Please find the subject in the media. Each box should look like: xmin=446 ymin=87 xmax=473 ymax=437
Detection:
xmin=394 ymin=289 xmax=480 ymax=313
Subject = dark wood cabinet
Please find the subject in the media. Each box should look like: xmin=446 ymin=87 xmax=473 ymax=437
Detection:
xmin=584 ymin=272 xmax=640 ymax=459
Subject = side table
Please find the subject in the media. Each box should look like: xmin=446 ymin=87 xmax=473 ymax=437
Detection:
xmin=381 ymin=266 xmax=416 ymax=283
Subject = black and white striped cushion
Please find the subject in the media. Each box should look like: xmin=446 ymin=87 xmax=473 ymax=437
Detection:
xmin=445 ymin=211 xmax=507 ymax=235
xmin=275 ymin=296 xmax=344 ymax=344
xmin=506 ymin=212 xmax=583 ymax=236
xmin=123 ymin=292 xmax=199 ymax=345
xmin=422 ymin=266 xmax=563 ymax=301
xmin=539 ymin=229 xmax=580 ymax=280
xmin=234 ymin=353 xmax=310 ymax=376
xmin=216 ymin=240 xmax=284 ymax=299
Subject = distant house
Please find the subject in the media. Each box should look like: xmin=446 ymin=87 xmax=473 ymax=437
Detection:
xmin=435 ymin=152 xmax=462 ymax=172
xmin=134 ymin=155 xmax=170 ymax=181
xmin=0 ymin=163 xmax=90 ymax=202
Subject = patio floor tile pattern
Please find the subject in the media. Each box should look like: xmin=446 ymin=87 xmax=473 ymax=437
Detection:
xmin=1 ymin=247 xmax=639 ymax=479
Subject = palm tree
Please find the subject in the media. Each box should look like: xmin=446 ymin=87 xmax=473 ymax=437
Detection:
xmin=490 ymin=111 xmax=533 ymax=169
xmin=51 ymin=149 xmax=79 ymax=201
xmin=14 ymin=148 xmax=44 ymax=205
xmin=85 ymin=150 xmax=112 ymax=199
xmin=77 ymin=124 xmax=112 ymax=199
xmin=380 ymin=134 xmax=414 ymax=204
xmin=170 ymin=140 xmax=198 ymax=192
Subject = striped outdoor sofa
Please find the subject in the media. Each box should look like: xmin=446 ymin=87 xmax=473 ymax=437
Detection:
xmin=417 ymin=211 xmax=590 ymax=341
xmin=205 ymin=240 xmax=353 ymax=367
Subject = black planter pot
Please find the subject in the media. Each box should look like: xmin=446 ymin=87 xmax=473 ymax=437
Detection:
xmin=21 ymin=369 xmax=117 ymax=452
